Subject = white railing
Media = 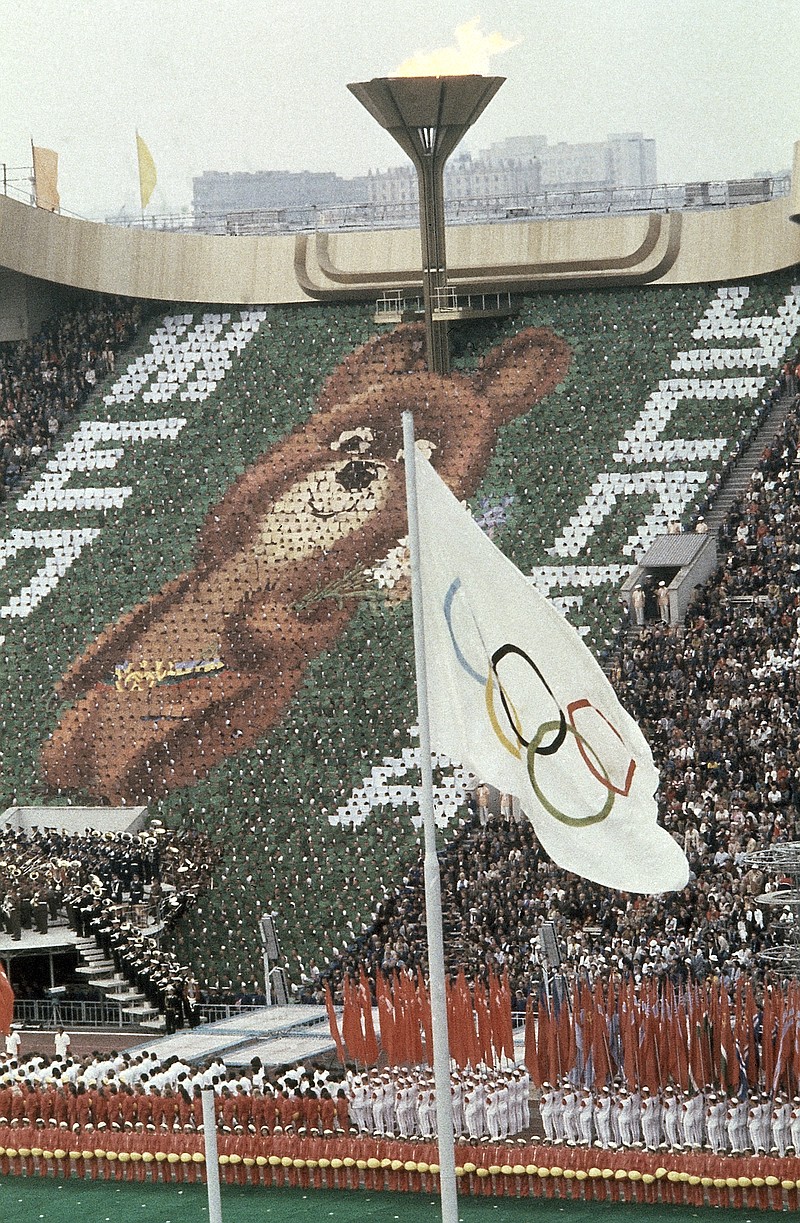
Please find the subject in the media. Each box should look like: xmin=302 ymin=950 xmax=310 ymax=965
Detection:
xmin=374 ymin=291 xmax=423 ymax=317
xmin=113 ymin=175 xmax=791 ymax=236
xmin=431 ymin=288 xmax=516 ymax=314
xmin=13 ymin=999 xmax=134 ymax=1029
xmin=3 ymin=170 xmax=787 ymax=235
xmin=11 ymin=998 xmax=280 ymax=1031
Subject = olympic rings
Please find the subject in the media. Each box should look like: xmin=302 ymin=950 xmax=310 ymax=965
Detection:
xmin=444 ymin=583 xmax=565 ymax=755
xmin=441 ymin=580 xmax=636 ymax=813
xmin=485 ymin=667 xmax=524 ymax=759
xmin=527 ymin=721 xmax=616 ymax=827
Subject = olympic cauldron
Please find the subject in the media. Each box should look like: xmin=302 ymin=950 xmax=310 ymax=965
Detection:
xmin=348 ymin=74 xmax=504 ymax=375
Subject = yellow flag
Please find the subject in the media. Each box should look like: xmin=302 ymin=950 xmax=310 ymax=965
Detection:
xmin=32 ymin=145 xmax=60 ymax=212
xmin=136 ymin=133 xmax=157 ymax=209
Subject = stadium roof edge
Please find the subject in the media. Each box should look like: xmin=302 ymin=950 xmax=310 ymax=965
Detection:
xmin=0 ymin=141 xmax=797 ymax=319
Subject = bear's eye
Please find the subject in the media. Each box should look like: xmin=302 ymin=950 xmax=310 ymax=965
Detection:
xmin=336 ymin=460 xmax=380 ymax=493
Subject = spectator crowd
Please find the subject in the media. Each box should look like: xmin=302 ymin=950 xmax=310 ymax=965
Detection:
xmin=0 ymin=295 xmax=142 ymax=495
xmin=0 ymin=822 xmax=214 ymax=1020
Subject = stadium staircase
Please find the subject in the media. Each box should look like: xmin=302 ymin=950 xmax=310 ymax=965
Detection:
xmin=701 ymin=384 xmax=797 ymax=534
xmin=70 ymin=884 xmax=170 ymax=1030
xmin=74 ymin=937 xmax=164 ymax=1029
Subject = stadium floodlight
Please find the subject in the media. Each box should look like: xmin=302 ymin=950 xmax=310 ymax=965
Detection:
xmin=258 ymin=913 xmax=281 ymax=1005
xmin=744 ymin=843 xmax=800 ymax=977
xmin=538 ymin=920 xmax=562 ymax=970
xmin=348 ymin=74 xmax=504 ymax=374
xmin=258 ymin=913 xmax=280 ymax=959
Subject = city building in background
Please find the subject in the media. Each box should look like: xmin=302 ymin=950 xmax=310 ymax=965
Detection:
xmin=71 ymin=129 xmax=787 ymax=235
xmin=192 ymin=168 xmax=366 ymax=217
xmin=366 ymin=132 xmax=657 ymax=206
xmin=192 ymin=132 xmax=658 ymax=218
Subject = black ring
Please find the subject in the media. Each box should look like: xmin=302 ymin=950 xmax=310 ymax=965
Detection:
xmin=490 ymin=643 xmax=567 ymax=755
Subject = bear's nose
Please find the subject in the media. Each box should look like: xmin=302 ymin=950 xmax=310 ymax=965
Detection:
xmin=335 ymin=459 xmax=380 ymax=493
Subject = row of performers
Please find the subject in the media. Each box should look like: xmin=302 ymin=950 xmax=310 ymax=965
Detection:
xmin=539 ymin=1079 xmax=800 ymax=1157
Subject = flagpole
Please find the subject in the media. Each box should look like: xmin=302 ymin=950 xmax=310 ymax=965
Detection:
xmin=201 ymin=1086 xmax=223 ymax=1223
xmin=402 ymin=410 xmax=458 ymax=1223
xmin=136 ymin=130 xmax=144 ymax=225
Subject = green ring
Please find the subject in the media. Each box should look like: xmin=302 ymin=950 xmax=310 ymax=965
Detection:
xmin=527 ymin=721 xmax=615 ymax=827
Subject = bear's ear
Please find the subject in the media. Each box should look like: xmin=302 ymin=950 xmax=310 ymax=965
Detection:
xmin=470 ymin=327 xmax=571 ymax=421
xmin=316 ymin=323 xmax=427 ymax=411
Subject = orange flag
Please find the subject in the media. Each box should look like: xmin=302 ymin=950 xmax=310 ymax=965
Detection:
xmin=718 ymin=985 xmax=736 ymax=1092
xmin=495 ymin=968 xmax=515 ymax=1062
xmin=376 ymin=973 xmax=395 ymax=1065
xmin=524 ymin=994 xmax=541 ymax=1086
xmin=474 ymin=979 xmax=494 ymax=1066
xmin=32 ymin=144 xmax=60 ymax=212
xmin=0 ymin=961 xmax=13 ymax=1036
xmin=416 ymin=967 xmax=433 ymax=1065
xmin=341 ymin=976 xmax=363 ymax=1063
xmin=674 ymin=999 xmax=690 ymax=1090
xmin=359 ymin=969 xmax=379 ymax=1066
xmin=324 ymin=982 xmax=346 ymax=1065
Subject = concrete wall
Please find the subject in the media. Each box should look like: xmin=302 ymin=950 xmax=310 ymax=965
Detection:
xmin=0 ymin=805 xmax=148 ymax=835
xmin=0 ymin=139 xmax=798 ymax=329
xmin=0 ymin=195 xmax=304 ymax=307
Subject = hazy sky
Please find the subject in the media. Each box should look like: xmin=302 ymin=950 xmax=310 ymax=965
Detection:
xmin=2 ymin=0 xmax=798 ymax=219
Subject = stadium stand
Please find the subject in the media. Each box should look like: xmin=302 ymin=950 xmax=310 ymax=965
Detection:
xmin=0 ymin=270 xmax=798 ymax=1013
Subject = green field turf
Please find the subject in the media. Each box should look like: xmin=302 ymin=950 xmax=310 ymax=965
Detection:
xmin=0 ymin=1177 xmax=764 ymax=1223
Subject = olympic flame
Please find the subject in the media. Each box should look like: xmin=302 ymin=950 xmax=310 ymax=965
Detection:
xmin=390 ymin=17 xmax=519 ymax=77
